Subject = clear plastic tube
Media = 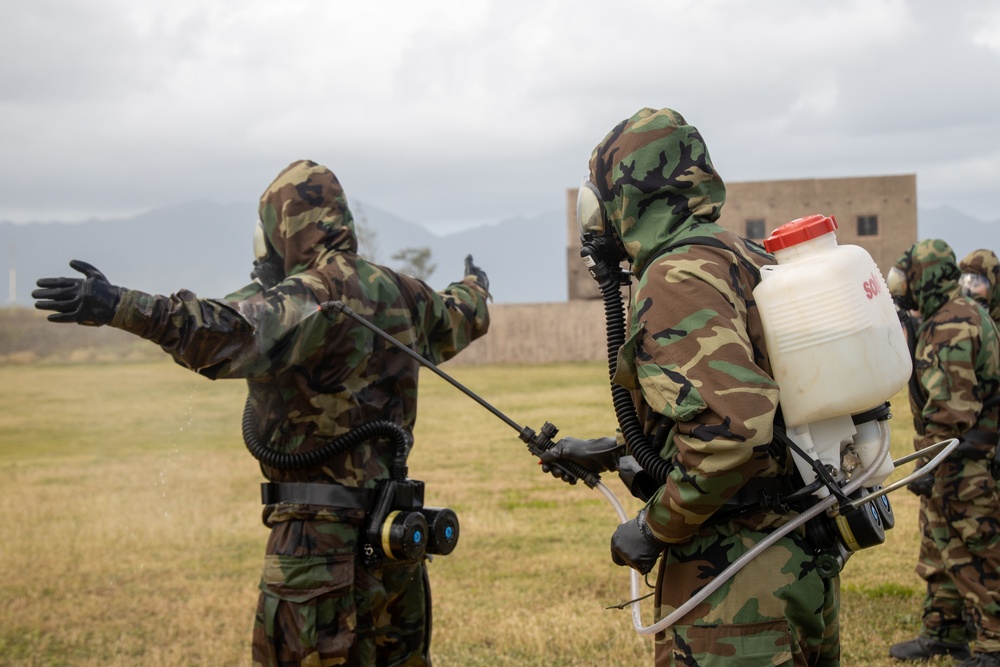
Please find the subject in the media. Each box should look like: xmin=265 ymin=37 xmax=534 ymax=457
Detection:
xmin=598 ymin=425 xmax=959 ymax=636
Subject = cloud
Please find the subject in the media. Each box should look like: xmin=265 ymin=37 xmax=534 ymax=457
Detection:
xmin=1 ymin=0 xmax=999 ymax=227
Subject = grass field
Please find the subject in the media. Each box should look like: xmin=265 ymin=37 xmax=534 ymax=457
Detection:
xmin=0 ymin=358 xmax=952 ymax=666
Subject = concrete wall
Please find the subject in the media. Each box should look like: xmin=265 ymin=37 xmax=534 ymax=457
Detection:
xmin=447 ymin=300 xmax=608 ymax=365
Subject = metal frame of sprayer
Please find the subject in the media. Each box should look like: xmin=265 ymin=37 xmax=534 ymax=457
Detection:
xmin=317 ymin=298 xmax=957 ymax=636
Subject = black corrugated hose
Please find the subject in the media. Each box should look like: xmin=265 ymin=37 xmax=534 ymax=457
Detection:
xmin=597 ymin=275 xmax=672 ymax=482
xmin=241 ymin=395 xmax=409 ymax=473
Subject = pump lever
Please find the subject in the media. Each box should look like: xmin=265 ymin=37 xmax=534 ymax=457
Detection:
xmin=317 ymin=300 xmax=602 ymax=488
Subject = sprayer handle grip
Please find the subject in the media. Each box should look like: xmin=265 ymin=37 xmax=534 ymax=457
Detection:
xmin=553 ymin=459 xmax=601 ymax=488
xmin=525 ymin=429 xmax=601 ymax=488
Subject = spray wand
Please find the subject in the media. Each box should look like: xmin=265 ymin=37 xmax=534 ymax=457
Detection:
xmin=317 ymin=300 xmax=602 ymax=488
xmin=318 ymin=299 xmax=958 ymax=636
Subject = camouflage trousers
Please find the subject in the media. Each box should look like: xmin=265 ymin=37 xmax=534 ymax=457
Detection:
xmin=654 ymin=520 xmax=840 ymax=667
xmin=251 ymin=518 xmax=431 ymax=667
xmin=916 ymin=454 xmax=1000 ymax=652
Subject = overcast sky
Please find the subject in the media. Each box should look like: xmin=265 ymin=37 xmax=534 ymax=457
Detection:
xmin=2 ymin=0 xmax=999 ymax=233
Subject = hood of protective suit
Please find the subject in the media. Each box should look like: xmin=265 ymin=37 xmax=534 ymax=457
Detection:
xmin=258 ymin=160 xmax=358 ymax=278
xmin=891 ymin=238 xmax=960 ymax=317
xmin=588 ymin=107 xmax=727 ymax=276
xmin=959 ymin=248 xmax=1000 ymax=322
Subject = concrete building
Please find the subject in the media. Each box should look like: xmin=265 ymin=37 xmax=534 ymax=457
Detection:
xmin=566 ymin=174 xmax=917 ymax=300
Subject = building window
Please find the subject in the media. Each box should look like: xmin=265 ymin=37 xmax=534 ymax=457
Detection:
xmin=857 ymin=215 xmax=879 ymax=237
xmin=745 ymin=219 xmax=766 ymax=239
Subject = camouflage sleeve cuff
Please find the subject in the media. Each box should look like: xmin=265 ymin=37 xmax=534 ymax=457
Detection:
xmin=109 ymin=288 xmax=156 ymax=335
xmin=447 ymin=277 xmax=491 ymax=325
xmin=641 ymin=486 xmax=676 ymax=544
xmin=456 ymin=275 xmax=491 ymax=304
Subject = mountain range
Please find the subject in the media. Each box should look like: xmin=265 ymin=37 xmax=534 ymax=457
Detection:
xmin=0 ymin=201 xmax=996 ymax=307
xmin=0 ymin=201 xmax=568 ymax=306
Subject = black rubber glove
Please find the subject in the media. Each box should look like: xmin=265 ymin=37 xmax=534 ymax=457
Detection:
xmin=32 ymin=260 xmax=124 ymax=326
xmin=538 ymin=436 xmax=622 ymax=482
xmin=464 ymin=254 xmax=491 ymax=300
xmin=251 ymin=255 xmax=284 ymax=290
xmin=611 ymin=508 xmax=666 ymax=575
xmin=906 ymin=472 xmax=934 ymax=497
xmin=903 ymin=458 xmax=934 ymax=498
xmin=617 ymin=455 xmax=662 ymax=502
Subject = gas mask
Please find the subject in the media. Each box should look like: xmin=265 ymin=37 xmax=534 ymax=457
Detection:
xmin=577 ymin=180 xmax=625 ymax=284
xmin=959 ymin=272 xmax=991 ymax=307
xmin=887 ymin=259 xmax=917 ymax=313
xmin=251 ymin=219 xmax=284 ymax=289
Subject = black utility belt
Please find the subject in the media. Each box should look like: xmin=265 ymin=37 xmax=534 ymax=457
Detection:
xmin=261 ymin=482 xmax=373 ymax=510
xmin=951 ymin=429 xmax=1000 ymax=459
xmin=726 ymin=475 xmax=798 ymax=511
xmin=946 ymin=430 xmax=1000 ymax=477
xmin=965 ymin=429 xmax=999 ymax=446
xmin=262 ymin=479 xmax=462 ymax=567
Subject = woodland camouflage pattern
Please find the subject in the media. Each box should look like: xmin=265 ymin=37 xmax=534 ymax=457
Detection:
xmin=891 ymin=239 xmax=1000 ymax=653
xmin=110 ymin=159 xmax=490 ymax=666
xmin=590 ymin=108 xmax=838 ymax=665
xmin=959 ymin=248 xmax=1000 ymax=325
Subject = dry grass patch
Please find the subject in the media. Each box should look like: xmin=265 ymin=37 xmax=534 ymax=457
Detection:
xmin=1 ymin=359 xmax=936 ymax=666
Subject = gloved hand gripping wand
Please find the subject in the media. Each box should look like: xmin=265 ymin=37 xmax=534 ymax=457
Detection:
xmin=318 ymin=300 xmax=602 ymax=488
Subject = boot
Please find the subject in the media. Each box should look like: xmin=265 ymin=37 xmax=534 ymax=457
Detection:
xmin=957 ymin=653 xmax=1000 ymax=667
xmin=888 ymin=637 xmax=971 ymax=661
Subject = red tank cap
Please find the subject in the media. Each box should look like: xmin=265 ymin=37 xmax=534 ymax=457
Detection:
xmin=763 ymin=214 xmax=838 ymax=253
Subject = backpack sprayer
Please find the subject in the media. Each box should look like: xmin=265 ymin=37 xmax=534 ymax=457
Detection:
xmin=315 ymin=212 xmax=959 ymax=635
xmin=575 ymin=210 xmax=959 ymax=634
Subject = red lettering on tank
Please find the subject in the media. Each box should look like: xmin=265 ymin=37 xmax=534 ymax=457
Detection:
xmin=863 ymin=273 xmax=882 ymax=300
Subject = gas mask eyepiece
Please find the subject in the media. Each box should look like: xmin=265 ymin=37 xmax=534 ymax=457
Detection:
xmin=959 ymin=272 xmax=990 ymax=307
xmin=251 ymin=219 xmax=284 ymax=289
xmin=576 ymin=180 xmax=606 ymax=241
xmin=253 ymin=219 xmax=269 ymax=264
xmin=577 ymin=180 xmax=625 ymax=284
xmin=886 ymin=266 xmax=916 ymax=312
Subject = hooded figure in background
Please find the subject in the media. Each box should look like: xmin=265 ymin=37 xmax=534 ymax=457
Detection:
xmin=959 ymin=248 xmax=1000 ymax=329
xmin=33 ymin=159 xmax=492 ymax=667
xmin=540 ymin=108 xmax=837 ymax=666
xmin=886 ymin=239 xmax=1000 ymax=665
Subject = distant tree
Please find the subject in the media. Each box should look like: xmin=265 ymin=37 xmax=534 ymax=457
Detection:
xmin=391 ymin=247 xmax=437 ymax=281
xmin=353 ymin=200 xmax=379 ymax=262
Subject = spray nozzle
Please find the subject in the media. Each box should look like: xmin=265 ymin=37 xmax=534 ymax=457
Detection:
xmin=318 ymin=300 xmax=344 ymax=315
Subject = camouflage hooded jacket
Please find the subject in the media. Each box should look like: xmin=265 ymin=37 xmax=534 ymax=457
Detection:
xmin=109 ymin=160 xmax=490 ymax=514
xmin=589 ymin=108 xmax=784 ymax=545
xmin=959 ymin=248 xmax=1000 ymax=327
xmin=893 ymin=239 xmax=1000 ymax=448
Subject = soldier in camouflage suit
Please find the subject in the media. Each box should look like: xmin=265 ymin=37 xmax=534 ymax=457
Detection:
xmin=32 ymin=159 xmax=491 ymax=666
xmin=886 ymin=239 xmax=1000 ymax=666
xmin=541 ymin=108 xmax=838 ymax=666
xmin=959 ymin=249 xmax=1000 ymax=328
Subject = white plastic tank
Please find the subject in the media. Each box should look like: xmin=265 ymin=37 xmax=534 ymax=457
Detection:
xmin=754 ymin=214 xmax=911 ymax=428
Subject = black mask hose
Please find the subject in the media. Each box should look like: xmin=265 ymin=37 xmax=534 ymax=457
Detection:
xmin=597 ymin=275 xmax=671 ymax=482
xmin=896 ymin=307 xmax=927 ymax=409
xmin=241 ymin=396 xmax=409 ymax=475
